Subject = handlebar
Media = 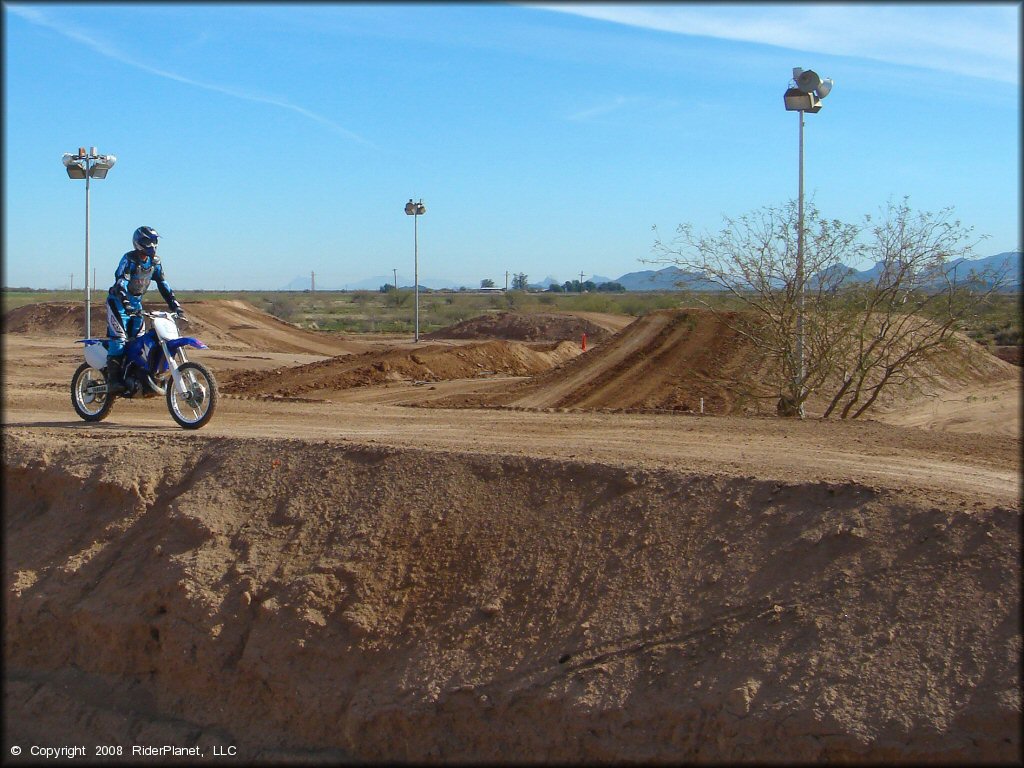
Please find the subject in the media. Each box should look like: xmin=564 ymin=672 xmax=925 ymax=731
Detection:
xmin=143 ymin=309 xmax=187 ymax=322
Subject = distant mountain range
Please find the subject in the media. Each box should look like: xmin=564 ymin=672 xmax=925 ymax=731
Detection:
xmin=612 ymin=267 xmax=719 ymax=292
xmin=612 ymin=251 xmax=1021 ymax=292
xmin=282 ymin=252 xmax=1020 ymax=293
xmin=838 ymin=251 xmax=1020 ymax=289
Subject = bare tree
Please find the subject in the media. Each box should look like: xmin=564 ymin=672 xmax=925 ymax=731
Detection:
xmin=652 ymin=199 xmax=863 ymax=415
xmin=651 ymin=198 xmax=1003 ymax=418
xmin=821 ymin=199 xmax=1001 ymax=419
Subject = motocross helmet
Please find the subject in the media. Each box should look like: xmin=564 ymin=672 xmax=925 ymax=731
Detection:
xmin=132 ymin=226 xmax=159 ymax=259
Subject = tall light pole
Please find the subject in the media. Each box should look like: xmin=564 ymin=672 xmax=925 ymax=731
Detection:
xmin=783 ymin=68 xmax=832 ymax=417
xmin=63 ymin=146 xmax=116 ymax=338
xmin=404 ymin=198 xmax=426 ymax=342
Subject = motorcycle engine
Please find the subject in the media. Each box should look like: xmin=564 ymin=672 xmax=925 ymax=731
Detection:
xmin=122 ymin=374 xmax=142 ymax=397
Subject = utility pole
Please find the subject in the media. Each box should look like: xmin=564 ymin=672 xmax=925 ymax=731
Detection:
xmin=505 ymin=270 xmax=509 ymax=291
xmin=579 ymin=271 xmax=585 ymax=293
xmin=70 ymin=274 xmax=74 ymax=291
xmin=393 ymin=268 xmax=398 ymax=291
xmin=311 ymin=271 xmax=315 ymax=292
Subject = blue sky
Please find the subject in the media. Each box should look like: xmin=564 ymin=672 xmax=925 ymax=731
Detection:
xmin=3 ymin=2 xmax=1020 ymax=290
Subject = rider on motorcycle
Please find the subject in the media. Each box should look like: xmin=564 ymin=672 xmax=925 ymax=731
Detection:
xmin=106 ymin=226 xmax=185 ymax=392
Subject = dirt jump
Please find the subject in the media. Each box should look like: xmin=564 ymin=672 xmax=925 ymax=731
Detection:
xmin=3 ymin=299 xmax=1020 ymax=763
xmin=422 ymin=310 xmax=624 ymax=343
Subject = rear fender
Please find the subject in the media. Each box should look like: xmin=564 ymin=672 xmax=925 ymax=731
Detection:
xmin=76 ymin=339 xmax=109 ymax=370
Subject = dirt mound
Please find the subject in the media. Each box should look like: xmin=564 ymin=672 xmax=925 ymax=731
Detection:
xmin=169 ymin=300 xmax=368 ymax=355
xmin=4 ymin=430 xmax=1019 ymax=762
xmin=222 ymin=340 xmax=581 ymax=399
xmin=508 ymin=308 xmax=760 ymax=412
xmin=2 ymin=300 xmax=366 ymax=356
xmin=430 ymin=308 xmax=1018 ymax=416
xmin=425 ymin=311 xmax=616 ymax=343
xmin=430 ymin=309 xmax=764 ymax=412
xmin=2 ymin=301 xmax=108 ymax=336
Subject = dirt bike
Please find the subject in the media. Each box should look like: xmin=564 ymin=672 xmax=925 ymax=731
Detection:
xmin=71 ymin=309 xmax=218 ymax=429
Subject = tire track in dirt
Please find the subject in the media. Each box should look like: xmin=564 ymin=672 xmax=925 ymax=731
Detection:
xmin=506 ymin=309 xmax=761 ymax=412
xmin=509 ymin=312 xmax=671 ymax=409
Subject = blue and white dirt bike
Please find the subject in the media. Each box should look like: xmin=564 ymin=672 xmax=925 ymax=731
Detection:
xmin=71 ymin=309 xmax=218 ymax=429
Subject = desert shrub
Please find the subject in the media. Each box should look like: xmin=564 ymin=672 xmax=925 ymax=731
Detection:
xmin=618 ymin=294 xmax=680 ymax=315
xmin=561 ymin=294 xmax=615 ymax=313
xmin=995 ymin=327 xmax=1021 ymax=346
xmin=386 ymin=290 xmax=412 ymax=308
xmin=266 ymin=294 xmax=300 ymax=322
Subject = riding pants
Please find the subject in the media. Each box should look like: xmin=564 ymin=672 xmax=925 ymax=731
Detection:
xmin=106 ymin=295 xmax=143 ymax=358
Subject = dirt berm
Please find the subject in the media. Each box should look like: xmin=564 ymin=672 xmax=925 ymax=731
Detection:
xmin=4 ymin=430 xmax=1019 ymax=763
xmin=423 ymin=311 xmax=616 ymax=343
xmin=1 ymin=300 xmax=365 ymax=356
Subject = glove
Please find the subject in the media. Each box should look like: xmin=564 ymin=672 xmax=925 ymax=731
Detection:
xmin=173 ymin=307 xmax=187 ymax=322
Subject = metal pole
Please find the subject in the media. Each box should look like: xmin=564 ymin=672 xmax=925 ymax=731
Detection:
xmin=414 ymin=211 xmax=420 ymax=343
xmin=795 ymin=110 xmax=805 ymax=418
xmin=85 ymin=164 xmax=92 ymax=339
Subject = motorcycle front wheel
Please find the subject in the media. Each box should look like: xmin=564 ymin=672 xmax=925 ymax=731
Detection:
xmin=71 ymin=362 xmax=116 ymax=422
xmin=166 ymin=361 xmax=218 ymax=430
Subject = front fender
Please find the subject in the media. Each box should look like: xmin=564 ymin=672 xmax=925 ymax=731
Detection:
xmin=165 ymin=337 xmax=209 ymax=355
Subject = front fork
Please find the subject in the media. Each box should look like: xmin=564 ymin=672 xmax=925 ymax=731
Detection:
xmin=161 ymin=341 xmax=191 ymax=395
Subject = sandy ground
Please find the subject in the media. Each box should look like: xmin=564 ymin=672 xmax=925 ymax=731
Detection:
xmin=2 ymin=301 xmax=1021 ymax=763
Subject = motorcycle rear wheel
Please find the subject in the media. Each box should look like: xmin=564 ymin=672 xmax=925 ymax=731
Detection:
xmin=71 ymin=362 xmax=116 ymax=422
xmin=166 ymin=361 xmax=218 ymax=430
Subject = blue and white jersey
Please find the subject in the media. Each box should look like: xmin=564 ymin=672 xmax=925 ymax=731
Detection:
xmin=108 ymin=251 xmax=179 ymax=311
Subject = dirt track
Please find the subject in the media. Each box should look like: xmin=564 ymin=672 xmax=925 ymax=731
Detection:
xmin=3 ymin=301 xmax=1021 ymax=763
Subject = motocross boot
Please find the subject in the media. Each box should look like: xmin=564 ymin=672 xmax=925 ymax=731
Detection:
xmin=105 ymin=356 xmax=127 ymax=394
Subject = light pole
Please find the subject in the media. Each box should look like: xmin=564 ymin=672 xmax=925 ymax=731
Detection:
xmin=404 ymin=198 xmax=426 ymax=342
xmin=63 ymin=146 xmax=116 ymax=338
xmin=783 ymin=68 xmax=832 ymax=417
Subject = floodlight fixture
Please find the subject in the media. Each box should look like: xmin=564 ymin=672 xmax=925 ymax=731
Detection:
xmin=63 ymin=154 xmax=87 ymax=179
xmin=784 ymin=88 xmax=821 ymax=112
xmin=89 ymin=154 xmax=117 ymax=178
xmin=62 ymin=144 xmax=116 ymax=337
xmin=795 ymin=69 xmax=820 ymax=94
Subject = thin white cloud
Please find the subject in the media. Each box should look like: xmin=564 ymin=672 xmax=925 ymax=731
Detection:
xmin=566 ymin=94 xmax=680 ymax=123
xmin=6 ymin=4 xmax=375 ymax=146
xmin=567 ymin=95 xmax=633 ymax=121
xmin=531 ymin=3 xmax=1019 ymax=84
